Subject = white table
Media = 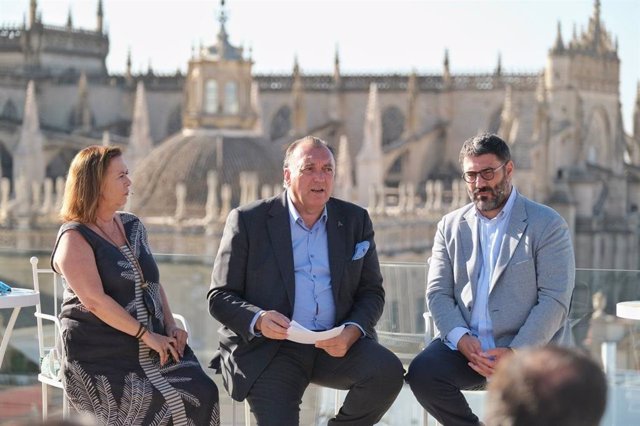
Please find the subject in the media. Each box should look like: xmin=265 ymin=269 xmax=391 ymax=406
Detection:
xmin=0 ymin=288 xmax=40 ymax=368
xmin=617 ymin=301 xmax=640 ymax=321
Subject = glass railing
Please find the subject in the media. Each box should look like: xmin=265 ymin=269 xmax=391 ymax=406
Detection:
xmin=1 ymin=253 xmax=639 ymax=425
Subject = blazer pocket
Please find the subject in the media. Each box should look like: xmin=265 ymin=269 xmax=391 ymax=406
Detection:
xmin=511 ymin=257 xmax=533 ymax=267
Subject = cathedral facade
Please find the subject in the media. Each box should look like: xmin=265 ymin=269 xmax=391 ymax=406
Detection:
xmin=0 ymin=0 xmax=639 ymax=269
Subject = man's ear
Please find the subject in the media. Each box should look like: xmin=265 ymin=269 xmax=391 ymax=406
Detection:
xmin=283 ymin=168 xmax=291 ymax=186
xmin=506 ymin=160 xmax=514 ymax=178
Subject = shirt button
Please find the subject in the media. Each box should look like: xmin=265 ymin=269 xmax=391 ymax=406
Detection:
xmin=310 ymin=254 xmax=314 ymax=258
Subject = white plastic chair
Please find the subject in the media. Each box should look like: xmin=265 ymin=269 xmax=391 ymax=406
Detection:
xmin=30 ymin=256 xmax=69 ymax=420
xmin=30 ymin=256 xmax=193 ymax=421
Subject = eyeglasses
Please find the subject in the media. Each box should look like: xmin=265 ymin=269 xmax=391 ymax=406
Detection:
xmin=461 ymin=162 xmax=507 ymax=183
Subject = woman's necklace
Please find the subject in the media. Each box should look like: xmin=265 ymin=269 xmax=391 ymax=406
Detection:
xmin=95 ymin=217 xmax=123 ymax=248
xmin=96 ymin=216 xmax=147 ymax=285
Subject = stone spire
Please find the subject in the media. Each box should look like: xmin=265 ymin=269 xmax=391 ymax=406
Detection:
xmin=356 ymin=83 xmax=383 ymax=207
xmin=494 ymin=52 xmax=502 ymax=76
xmin=333 ymin=45 xmax=341 ymax=87
xmin=329 ymin=47 xmax=343 ymax=122
xmin=335 ymin=134 xmax=354 ymax=202
xmin=127 ymin=81 xmax=153 ymax=175
xmin=568 ymin=0 xmax=616 ymax=56
xmin=216 ymin=0 xmax=230 ymax=58
xmin=97 ymin=0 xmax=104 ymax=33
xmin=533 ymin=72 xmax=550 ymax=143
xmin=66 ymin=7 xmax=73 ymax=29
xmin=442 ymin=49 xmax=452 ymax=88
xmin=250 ymin=81 xmax=263 ymax=134
xmin=29 ymin=0 xmax=38 ymax=29
xmin=591 ymin=0 xmax=602 ymax=46
xmin=291 ymin=55 xmax=306 ymax=135
xmin=13 ymin=81 xmax=45 ymax=223
xmin=551 ymin=21 xmax=564 ymax=53
xmin=406 ymin=69 xmax=419 ymax=136
xmin=125 ymin=48 xmax=133 ymax=85
xmin=536 ymin=72 xmax=547 ymax=104
xmin=498 ymin=85 xmax=516 ymax=142
xmin=634 ymin=81 xmax=640 ymax=142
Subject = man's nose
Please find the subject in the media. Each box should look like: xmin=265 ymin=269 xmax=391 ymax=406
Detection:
xmin=473 ymin=174 xmax=489 ymax=185
xmin=312 ymin=170 xmax=326 ymax=180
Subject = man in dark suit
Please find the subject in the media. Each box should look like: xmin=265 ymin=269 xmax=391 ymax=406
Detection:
xmin=208 ymin=136 xmax=404 ymax=426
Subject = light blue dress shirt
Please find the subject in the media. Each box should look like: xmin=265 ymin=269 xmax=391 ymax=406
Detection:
xmin=250 ymin=193 xmax=366 ymax=337
xmin=287 ymin=196 xmax=336 ymax=330
xmin=445 ymin=188 xmax=517 ymax=351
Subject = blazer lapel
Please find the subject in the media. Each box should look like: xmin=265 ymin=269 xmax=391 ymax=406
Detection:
xmin=267 ymin=193 xmax=296 ymax=309
xmin=460 ymin=207 xmax=479 ymax=309
xmin=326 ymin=200 xmax=347 ymax=302
xmin=490 ymin=193 xmax=528 ymax=293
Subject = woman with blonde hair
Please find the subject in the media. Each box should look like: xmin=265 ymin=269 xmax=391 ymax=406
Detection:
xmin=51 ymin=145 xmax=219 ymax=425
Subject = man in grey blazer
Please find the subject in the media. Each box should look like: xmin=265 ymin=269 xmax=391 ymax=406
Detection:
xmin=406 ymin=133 xmax=575 ymax=426
xmin=208 ymin=136 xmax=403 ymax=426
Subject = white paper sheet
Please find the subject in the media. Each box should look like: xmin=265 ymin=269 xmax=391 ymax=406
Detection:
xmin=286 ymin=320 xmax=345 ymax=345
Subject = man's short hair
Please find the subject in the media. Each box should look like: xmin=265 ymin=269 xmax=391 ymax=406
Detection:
xmin=459 ymin=133 xmax=511 ymax=166
xmin=486 ymin=346 xmax=607 ymax=426
xmin=283 ymin=136 xmax=335 ymax=170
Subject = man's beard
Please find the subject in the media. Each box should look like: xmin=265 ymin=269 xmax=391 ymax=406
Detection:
xmin=468 ymin=175 xmax=511 ymax=212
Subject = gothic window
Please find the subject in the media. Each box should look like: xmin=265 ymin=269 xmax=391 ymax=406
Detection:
xmin=0 ymin=142 xmax=12 ymax=179
xmin=0 ymin=99 xmax=18 ymax=122
xmin=382 ymin=106 xmax=405 ymax=146
xmin=205 ymin=80 xmax=218 ymax=113
xmin=270 ymin=106 xmax=291 ymax=141
xmin=225 ymin=82 xmax=239 ymax=114
xmin=583 ymin=109 xmax=610 ymax=167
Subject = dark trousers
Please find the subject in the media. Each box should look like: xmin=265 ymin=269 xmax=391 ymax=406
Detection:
xmin=406 ymin=339 xmax=486 ymax=426
xmin=245 ymin=338 xmax=404 ymax=426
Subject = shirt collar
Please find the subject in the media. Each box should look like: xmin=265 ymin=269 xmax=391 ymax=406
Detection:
xmin=286 ymin=190 xmax=328 ymax=227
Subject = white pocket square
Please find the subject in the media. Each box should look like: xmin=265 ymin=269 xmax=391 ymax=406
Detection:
xmin=352 ymin=241 xmax=370 ymax=260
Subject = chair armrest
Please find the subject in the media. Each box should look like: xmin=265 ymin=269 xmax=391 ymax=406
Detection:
xmin=172 ymin=313 xmax=191 ymax=338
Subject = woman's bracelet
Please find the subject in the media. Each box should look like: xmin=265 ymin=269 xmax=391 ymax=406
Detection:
xmin=137 ymin=327 xmax=148 ymax=340
xmin=134 ymin=323 xmax=146 ymax=339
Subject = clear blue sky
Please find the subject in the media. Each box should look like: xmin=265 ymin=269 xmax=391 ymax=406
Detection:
xmin=2 ymin=0 xmax=639 ymax=133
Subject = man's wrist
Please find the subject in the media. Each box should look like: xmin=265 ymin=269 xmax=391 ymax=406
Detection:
xmin=255 ymin=311 xmax=267 ymax=332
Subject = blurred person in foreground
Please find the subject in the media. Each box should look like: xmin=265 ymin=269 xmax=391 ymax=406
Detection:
xmin=208 ymin=136 xmax=404 ymax=425
xmin=51 ymin=145 xmax=219 ymax=425
xmin=485 ymin=345 xmax=607 ymax=426
xmin=406 ymin=133 xmax=575 ymax=425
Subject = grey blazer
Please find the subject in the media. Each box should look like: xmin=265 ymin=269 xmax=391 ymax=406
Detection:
xmin=427 ymin=191 xmax=575 ymax=349
xmin=208 ymin=192 xmax=384 ymax=400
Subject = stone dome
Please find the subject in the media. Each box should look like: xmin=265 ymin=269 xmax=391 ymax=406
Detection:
xmin=131 ymin=130 xmax=282 ymax=217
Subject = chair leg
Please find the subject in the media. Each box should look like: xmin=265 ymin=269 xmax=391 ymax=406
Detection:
xmin=41 ymin=383 xmax=48 ymax=420
xmin=244 ymin=399 xmax=251 ymax=426
xmin=62 ymin=391 xmax=69 ymax=419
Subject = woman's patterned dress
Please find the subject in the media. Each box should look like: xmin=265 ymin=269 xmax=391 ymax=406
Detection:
xmin=51 ymin=212 xmax=219 ymax=426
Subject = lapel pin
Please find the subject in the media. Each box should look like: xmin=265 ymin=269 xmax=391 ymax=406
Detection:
xmin=337 ymin=221 xmax=343 ymax=227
